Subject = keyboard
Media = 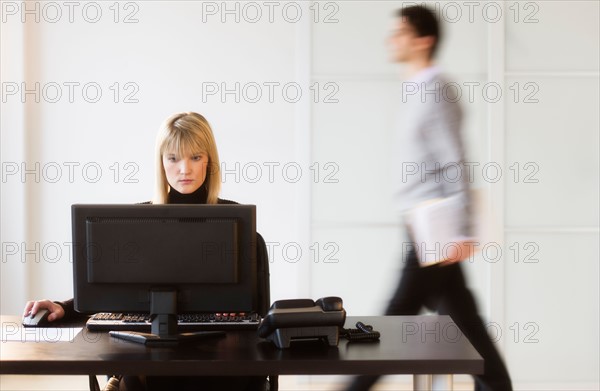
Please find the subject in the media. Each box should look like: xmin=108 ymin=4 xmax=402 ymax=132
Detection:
xmin=86 ymin=312 xmax=261 ymax=332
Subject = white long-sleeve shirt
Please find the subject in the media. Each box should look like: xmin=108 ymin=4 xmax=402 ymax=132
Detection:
xmin=392 ymin=67 xmax=471 ymax=235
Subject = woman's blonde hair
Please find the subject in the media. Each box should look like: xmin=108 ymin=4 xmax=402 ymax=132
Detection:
xmin=153 ymin=112 xmax=221 ymax=204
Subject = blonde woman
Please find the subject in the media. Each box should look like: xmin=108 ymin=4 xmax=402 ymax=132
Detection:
xmin=153 ymin=111 xmax=223 ymax=205
xmin=24 ymin=111 xmax=237 ymax=320
xmin=23 ymin=112 xmax=269 ymax=391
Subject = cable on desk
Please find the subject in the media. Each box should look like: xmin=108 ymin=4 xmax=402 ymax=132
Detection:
xmin=340 ymin=322 xmax=381 ymax=342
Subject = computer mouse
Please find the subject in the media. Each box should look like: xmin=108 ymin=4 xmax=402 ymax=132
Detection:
xmin=22 ymin=308 xmax=51 ymax=327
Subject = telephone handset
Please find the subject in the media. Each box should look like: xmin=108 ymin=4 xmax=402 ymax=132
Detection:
xmin=257 ymin=296 xmax=380 ymax=348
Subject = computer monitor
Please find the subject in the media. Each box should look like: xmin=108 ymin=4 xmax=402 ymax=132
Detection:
xmin=71 ymin=204 xmax=257 ymax=345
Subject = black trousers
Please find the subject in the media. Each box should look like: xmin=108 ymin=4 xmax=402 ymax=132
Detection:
xmin=347 ymin=247 xmax=512 ymax=391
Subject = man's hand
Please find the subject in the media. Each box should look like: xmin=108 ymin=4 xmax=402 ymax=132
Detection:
xmin=438 ymin=240 xmax=477 ymax=266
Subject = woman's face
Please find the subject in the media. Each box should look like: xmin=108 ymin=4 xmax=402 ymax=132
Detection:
xmin=162 ymin=150 xmax=208 ymax=194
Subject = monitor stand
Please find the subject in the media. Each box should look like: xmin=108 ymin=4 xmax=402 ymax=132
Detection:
xmin=108 ymin=290 xmax=225 ymax=346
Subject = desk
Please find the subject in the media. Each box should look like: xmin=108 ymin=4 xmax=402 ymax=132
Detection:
xmin=1 ymin=315 xmax=482 ymax=390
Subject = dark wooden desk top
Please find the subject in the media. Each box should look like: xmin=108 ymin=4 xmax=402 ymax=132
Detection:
xmin=1 ymin=315 xmax=483 ymax=376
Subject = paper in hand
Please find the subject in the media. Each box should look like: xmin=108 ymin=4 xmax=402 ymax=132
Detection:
xmin=407 ymin=195 xmax=477 ymax=267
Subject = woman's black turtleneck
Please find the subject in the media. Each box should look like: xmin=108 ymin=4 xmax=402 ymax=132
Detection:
xmin=167 ymin=185 xmax=208 ymax=204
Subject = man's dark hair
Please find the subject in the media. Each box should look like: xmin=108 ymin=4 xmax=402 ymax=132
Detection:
xmin=397 ymin=5 xmax=441 ymax=58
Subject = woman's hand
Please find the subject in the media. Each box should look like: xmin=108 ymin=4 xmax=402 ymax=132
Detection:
xmin=23 ymin=300 xmax=65 ymax=322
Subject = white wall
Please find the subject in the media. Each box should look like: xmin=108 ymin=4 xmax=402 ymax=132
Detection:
xmin=1 ymin=1 xmax=598 ymax=389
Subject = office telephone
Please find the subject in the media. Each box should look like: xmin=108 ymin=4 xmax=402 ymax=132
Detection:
xmin=257 ymin=296 xmax=380 ymax=348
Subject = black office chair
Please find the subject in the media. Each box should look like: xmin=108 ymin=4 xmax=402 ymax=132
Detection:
xmin=89 ymin=232 xmax=276 ymax=391
xmin=256 ymin=232 xmax=278 ymax=391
